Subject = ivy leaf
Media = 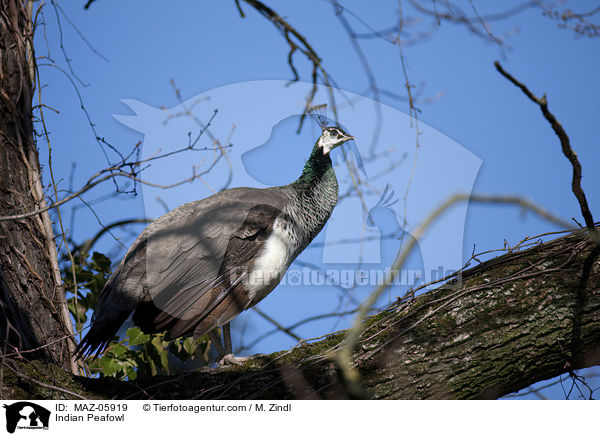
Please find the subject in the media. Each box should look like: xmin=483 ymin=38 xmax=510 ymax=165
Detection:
xmin=108 ymin=343 xmax=128 ymax=358
xmin=127 ymin=327 xmax=150 ymax=346
xmin=97 ymin=355 xmax=122 ymax=377
xmin=149 ymin=336 xmax=170 ymax=374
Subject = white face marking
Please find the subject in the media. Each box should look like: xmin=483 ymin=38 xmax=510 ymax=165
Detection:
xmin=318 ymin=128 xmax=353 ymax=154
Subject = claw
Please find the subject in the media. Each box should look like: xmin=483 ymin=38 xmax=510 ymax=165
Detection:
xmin=218 ymin=353 xmax=252 ymax=366
xmin=218 ymin=353 xmax=266 ymax=366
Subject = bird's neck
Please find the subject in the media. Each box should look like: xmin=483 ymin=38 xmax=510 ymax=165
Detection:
xmin=287 ymin=142 xmax=339 ymax=231
xmin=280 ymin=142 xmax=339 ymax=253
xmin=292 ymin=142 xmax=337 ymax=192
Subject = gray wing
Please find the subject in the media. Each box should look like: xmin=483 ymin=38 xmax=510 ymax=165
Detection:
xmin=125 ymin=187 xmax=289 ymax=333
xmin=75 ymin=186 xmax=288 ymax=358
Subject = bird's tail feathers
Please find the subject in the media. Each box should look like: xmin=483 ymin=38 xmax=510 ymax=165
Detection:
xmin=73 ymin=311 xmax=130 ymax=360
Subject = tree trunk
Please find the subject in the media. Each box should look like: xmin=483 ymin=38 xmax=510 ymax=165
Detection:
xmin=1 ymin=228 xmax=598 ymax=399
xmin=0 ymin=0 xmax=74 ymax=371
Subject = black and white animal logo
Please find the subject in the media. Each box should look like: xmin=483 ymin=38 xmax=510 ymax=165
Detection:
xmin=2 ymin=402 xmax=50 ymax=433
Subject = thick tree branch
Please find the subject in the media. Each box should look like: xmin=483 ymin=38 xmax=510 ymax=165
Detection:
xmin=0 ymin=0 xmax=74 ymax=370
xmin=2 ymin=228 xmax=599 ymax=399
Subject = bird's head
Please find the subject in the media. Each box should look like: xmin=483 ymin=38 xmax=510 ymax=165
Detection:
xmin=317 ymin=126 xmax=355 ymax=154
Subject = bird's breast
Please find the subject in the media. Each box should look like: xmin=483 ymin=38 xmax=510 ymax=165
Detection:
xmin=245 ymin=217 xmax=297 ymax=303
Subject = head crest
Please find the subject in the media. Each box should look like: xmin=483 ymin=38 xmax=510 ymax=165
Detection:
xmin=307 ymin=104 xmax=329 ymax=129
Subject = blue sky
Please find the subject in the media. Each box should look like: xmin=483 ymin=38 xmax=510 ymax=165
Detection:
xmin=36 ymin=0 xmax=599 ymax=398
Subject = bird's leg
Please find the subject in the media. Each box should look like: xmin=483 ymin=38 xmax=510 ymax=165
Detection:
xmin=211 ymin=323 xmax=256 ymax=366
xmin=223 ymin=323 xmax=233 ymax=355
xmin=207 ymin=324 xmax=232 ymax=360
xmin=208 ymin=325 xmax=242 ymax=365
xmin=208 ymin=329 xmax=227 ymax=358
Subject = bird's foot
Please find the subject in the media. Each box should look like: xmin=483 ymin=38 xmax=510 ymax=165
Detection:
xmin=218 ymin=353 xmax=251 ymax=366
xmin=218 ymin=353 xmax=265 ymax=366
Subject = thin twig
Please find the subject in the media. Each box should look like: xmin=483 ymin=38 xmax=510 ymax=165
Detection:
xmin=251 ymin=307 xmax=303 ymax=342
xmin=240 ymin=0 xmax=340 ymax=130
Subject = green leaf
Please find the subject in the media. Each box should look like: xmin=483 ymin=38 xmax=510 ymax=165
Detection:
xmin=148 ymin=336 xmax=170 ymax=374
xmin=108 ymin=343 xmax=128 ymax=358
xmin=183 ymin=337 xmax=200 ymax=356
xmin=97 ymin=355 xmax=122 ymax=377
xmin=91 ymin=251 xmax=112 ymax=273
xmin=127 ymin=327 xmax=150 ymax=346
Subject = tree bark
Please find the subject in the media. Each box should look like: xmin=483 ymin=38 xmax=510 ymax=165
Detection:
xmin=0 ymin=0 xmax=74 ymax=371
xmin=1 ymin=228 xmax=598 ymax=399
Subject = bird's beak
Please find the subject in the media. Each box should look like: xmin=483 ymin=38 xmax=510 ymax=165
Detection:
xmin=343 ymin=136 xmax=355 ymax=143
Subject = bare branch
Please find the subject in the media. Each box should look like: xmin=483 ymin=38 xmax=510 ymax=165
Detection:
xmin=0 ymin=124 xmax=229 ymax=223
xmin=240 ymin=0 xmax=340 ymax=130
xmin=76 ymin=218 xmax=152 ymax=254
xmin=251 ymin=307 xmax=303 ymax=342
xmin=536 ymin=1 xmax=600 ymax=38
xmin=494 ymin=61 xmax=596 ymax=232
